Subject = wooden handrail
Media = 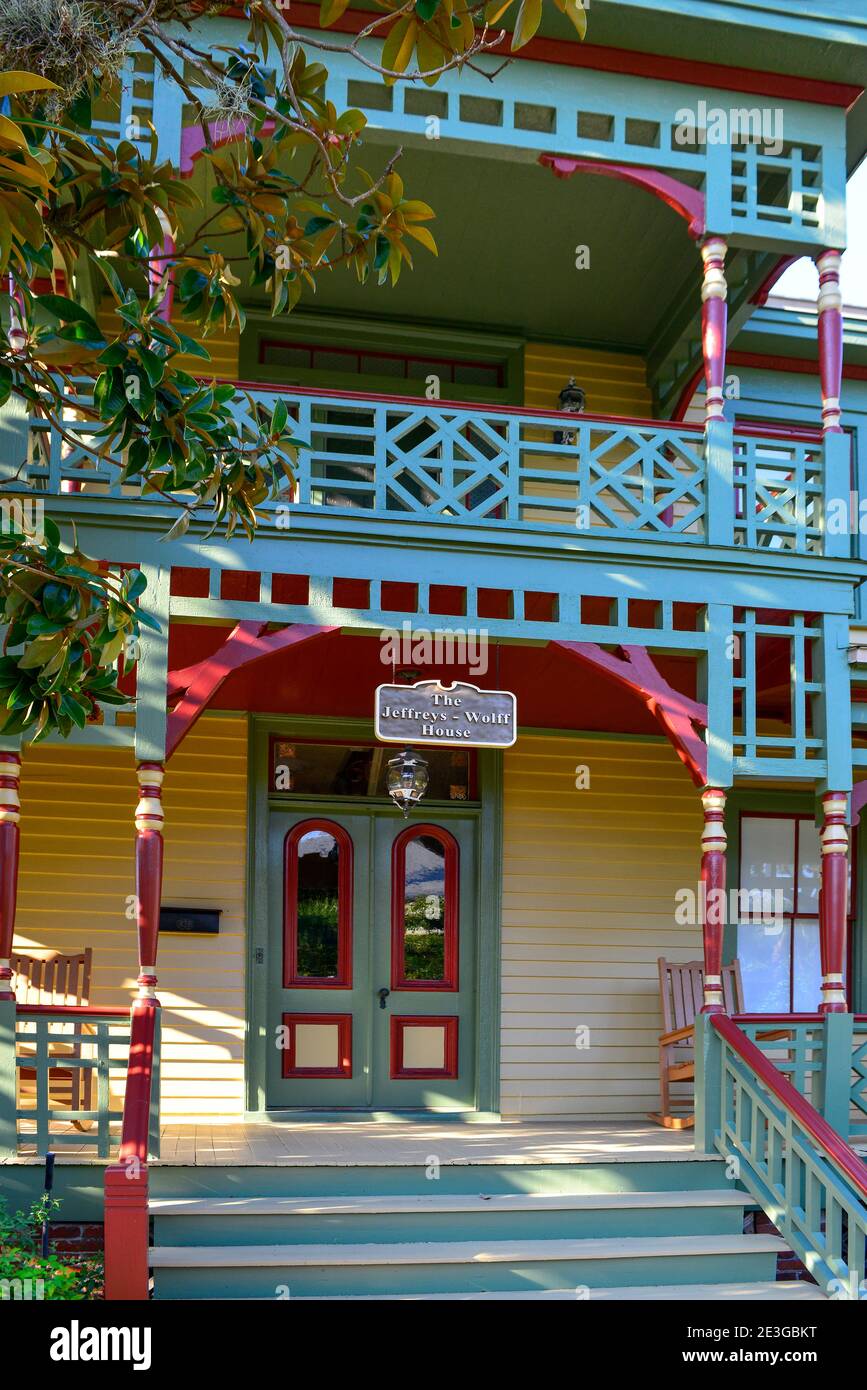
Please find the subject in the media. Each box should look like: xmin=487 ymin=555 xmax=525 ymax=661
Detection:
xmin=230 ymin=379 xmax=826 ymax=444
xmin=231 ymin=378 xmax=708 ymax=432
xmin=16 ymin=1004 xmax=130 ymax=1019
xmin=712 ymin=1014 xmax=867 ymax=1200
xmin=733 ymin=1012 xmax=824 ymax=1024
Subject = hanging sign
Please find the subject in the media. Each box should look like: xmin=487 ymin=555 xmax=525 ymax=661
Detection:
xmin=375 ymin=680 xmax=517 ymax=748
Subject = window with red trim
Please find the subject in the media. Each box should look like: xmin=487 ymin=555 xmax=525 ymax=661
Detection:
xmin=391 ymin=824 xmax=459 ymax=991
xmin=284 ymin=820 xmax=353 ymax=988
xmin=737 ymin=812 xmax=856 ymax=1012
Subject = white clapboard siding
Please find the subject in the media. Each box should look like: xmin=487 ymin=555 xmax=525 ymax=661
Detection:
xmin=501 ymin=734 xmax=703 ymax=1120
xmin=14 ymin=715 xmax=248 ymax=1120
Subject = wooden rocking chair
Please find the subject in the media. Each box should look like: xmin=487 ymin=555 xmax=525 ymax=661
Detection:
xmin=649 ymin=957 xmax=789 ymax=1129
xmin=12 ymin=949 xmax=94 ymax=1129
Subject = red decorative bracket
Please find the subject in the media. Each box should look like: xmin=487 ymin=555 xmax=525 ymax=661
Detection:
xmin=165 ymin=621 xmax=336 ymax=760
xmin=539 ymin=154 xmax=707 ymax=240
xmin=852 ymin=783 xmax=867 ymax=827
xmin=554 ymin=641 xmax=709 ymax=786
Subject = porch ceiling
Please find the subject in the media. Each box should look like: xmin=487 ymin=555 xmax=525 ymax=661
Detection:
xmin=189 ymin=143 xmax=700 ymax=355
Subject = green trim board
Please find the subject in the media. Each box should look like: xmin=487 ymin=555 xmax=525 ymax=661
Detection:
xmin=245 ymin=715 xmax=503 ymax=1117
xmin=239 ymin=309 xmax=525 ymax=407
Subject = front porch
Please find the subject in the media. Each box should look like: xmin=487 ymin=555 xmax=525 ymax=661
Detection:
xmin=11 ymin=1117 xmax=700 ymax=1167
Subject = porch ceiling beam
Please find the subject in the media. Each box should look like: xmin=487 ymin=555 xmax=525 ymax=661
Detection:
xmin=165 ymin=621 xmax=336 ymax=761
xmin=553 ymin=640 xmax=709 ymax=787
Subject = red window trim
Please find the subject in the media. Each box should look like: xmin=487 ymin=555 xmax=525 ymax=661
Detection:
xmin=283 ymin=819 xmax=353 ymax=989
xmin=390 ymin=1015 xmax=459 ymax=1080
xmin=391 ymin=823 xmax=459 ymax=992
xmin=281 ymin=1013 xmax=352 ymax=1078
xmin=737 ymin=810 xmax=857 ymax=1011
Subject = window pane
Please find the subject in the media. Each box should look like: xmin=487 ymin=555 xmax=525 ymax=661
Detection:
xmin=272 ymin=741 xmax=472 ymax=801
xmin=738 ymin=918 xmax=791 ymax=1011
xmin=402 ymin=835 xmax=447 ymax=982
xmin=792 ymin=917 xmax=822 ymax=1012
xmin=740 ymin=817 xmax=796 ymax=915
xmin=296 ymin=829 xmax=341 ymax=978
xmin=796 ymin=820 xmax=821 ymax=915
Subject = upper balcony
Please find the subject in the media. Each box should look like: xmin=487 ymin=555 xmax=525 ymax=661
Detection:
xmin=82 ymin=4 xmax=866 ymax=418
xmin=3 ymin=378 xmax=854 ymax=571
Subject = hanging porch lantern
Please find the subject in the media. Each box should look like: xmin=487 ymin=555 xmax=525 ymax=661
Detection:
xmin=554 ymin=375 xmax=586 ymax=446
xmin=386 ymin=747 xmax=429 ymax=817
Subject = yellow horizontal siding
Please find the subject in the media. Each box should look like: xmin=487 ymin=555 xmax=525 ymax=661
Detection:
xmin=524 ymin=343 xmax=652 ymax=418
xmin=14 ymin=716 xmax=248 ymax=1121
xmin=501 ymin=734 xmax=703 ymax=1121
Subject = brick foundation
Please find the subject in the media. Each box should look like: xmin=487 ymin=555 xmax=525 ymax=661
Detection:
xmin=49 ymin=1222 xmax=104 ymax=1256
xmin=746 ymin=1211 xmax=813 ymax=1282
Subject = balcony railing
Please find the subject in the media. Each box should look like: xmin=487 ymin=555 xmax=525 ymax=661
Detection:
xmin=0 ymin=999 xmax=160 ymax=1160
xmin=5 ymin=383 xmax=840 ymax=560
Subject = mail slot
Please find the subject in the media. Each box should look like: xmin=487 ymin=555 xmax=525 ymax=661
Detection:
xmin=160 ymin=907 xmax=221 ymax=935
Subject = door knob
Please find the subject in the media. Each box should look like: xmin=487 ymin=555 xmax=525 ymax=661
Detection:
xmin=377 ymin=987 xmax=391 ymax=1010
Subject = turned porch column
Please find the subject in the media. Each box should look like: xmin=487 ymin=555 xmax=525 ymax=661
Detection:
xmin=700 ymin=236 xmax=728 ymax=424
xmin=0 ymin=754 xmax=21 ymax=1002
xmin=816 ymin=249 xmax=844 ymax=434
xmin=819 ymin=791 xmax=849 ymax=1013
xmin=134 ymin=762 xmax=165 ymax=999
xmin=700 ymin=787 xmax=727 ymax=1013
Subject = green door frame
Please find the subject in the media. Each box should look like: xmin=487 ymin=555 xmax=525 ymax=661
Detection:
xmin=244 ymin=714 xmax=503 ymax=1119
xmin=723 ymin=787 xmax=865 ymax=1014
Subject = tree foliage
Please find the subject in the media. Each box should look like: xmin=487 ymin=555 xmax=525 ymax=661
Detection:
xmin=0 ymin=0 xmax=586 ymax=740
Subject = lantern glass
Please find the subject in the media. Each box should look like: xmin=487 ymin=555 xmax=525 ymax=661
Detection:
xmin=386 ymin=748 xmax=429 ymax=817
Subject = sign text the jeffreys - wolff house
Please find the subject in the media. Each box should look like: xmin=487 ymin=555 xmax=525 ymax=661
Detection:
xmin=375 ymin=681 xmax=517 ymax=748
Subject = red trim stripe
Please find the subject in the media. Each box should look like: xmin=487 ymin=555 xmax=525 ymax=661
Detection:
xmin=221 ymin=3 xmax=861 ymax=108
xmin=730 ymin=349 xmax=867 ymax=383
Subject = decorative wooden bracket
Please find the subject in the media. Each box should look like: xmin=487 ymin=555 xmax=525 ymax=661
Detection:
xmin=165 ymin=622 xmax=336 ymax=761
xmin=539 ymin=155 xmax=707 ymax=240
xmin=554 ymin=641 xmax=709 ymax=787
xmin=850 ymin=783 xmax=867 ymax=827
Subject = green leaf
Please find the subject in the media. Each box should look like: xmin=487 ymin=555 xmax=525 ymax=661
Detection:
xmin=18 ymin=631 xmax=67 ymax=670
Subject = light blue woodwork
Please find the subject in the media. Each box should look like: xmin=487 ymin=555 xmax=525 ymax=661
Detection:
xmin=7 ymin=386 xmax=845 ymax=560
xmin=0 ymin=1006 xmax=161 ymax=1161
xmin=699 ymin=1014 xmax=867 ymax=1299
xmin=113 ymin=26 xmax=847 ymax=256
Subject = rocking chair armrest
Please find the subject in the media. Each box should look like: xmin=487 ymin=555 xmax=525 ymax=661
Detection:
xmin=754 ymin=1028 xmax=793 ymax=1043
xmin=659 ymin=1023 xmax=695 ymax=1047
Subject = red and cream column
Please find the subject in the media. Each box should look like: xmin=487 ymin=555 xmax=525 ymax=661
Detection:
xmin=700 ymin=236 xmax=728 ymax=424
xmin=134 ymin=762 xmax=165 ymax=1001
xmin=701 ymin=787 xmax=727 ymax=1013
xmin=0 ymin=754 xmax=21 ymax=1002
xmin=816 ymin=249 xmax=844 ymax=434
xmin=819 ymin=791 xmax=849 ymax=1013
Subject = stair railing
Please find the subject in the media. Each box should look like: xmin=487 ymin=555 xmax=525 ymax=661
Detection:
xmin=696 ymin=1012 xmax=867 ymax=1299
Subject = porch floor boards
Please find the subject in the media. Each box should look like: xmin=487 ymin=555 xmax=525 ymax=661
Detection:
xmin=9 ymin=1119 xmax=708 ymax=1166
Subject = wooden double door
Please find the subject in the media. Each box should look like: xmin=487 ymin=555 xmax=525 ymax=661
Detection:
xmin=266 ymin=807 xmax=477 ymax=1111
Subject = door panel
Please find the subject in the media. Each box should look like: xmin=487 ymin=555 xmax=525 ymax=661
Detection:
xmin=371 ymin=818 xmax=476 ymax=1110
xmin=267 ymin=808 xmax=477 ymax=1111
xmin=268 ymin=812 xmax=371 ymax=1107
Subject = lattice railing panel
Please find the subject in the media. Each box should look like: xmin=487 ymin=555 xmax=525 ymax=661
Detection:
xmin=733 ymin=434 xmax=824 ymax=552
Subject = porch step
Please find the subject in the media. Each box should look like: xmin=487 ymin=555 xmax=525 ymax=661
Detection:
xmin=291 ymin=1281 xmax=827 ymax=1301
xmin=150 ymin=1231 xmax=786 ymax=1299
xmin=150 ymin=1188 xmax=750 ymax=1245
